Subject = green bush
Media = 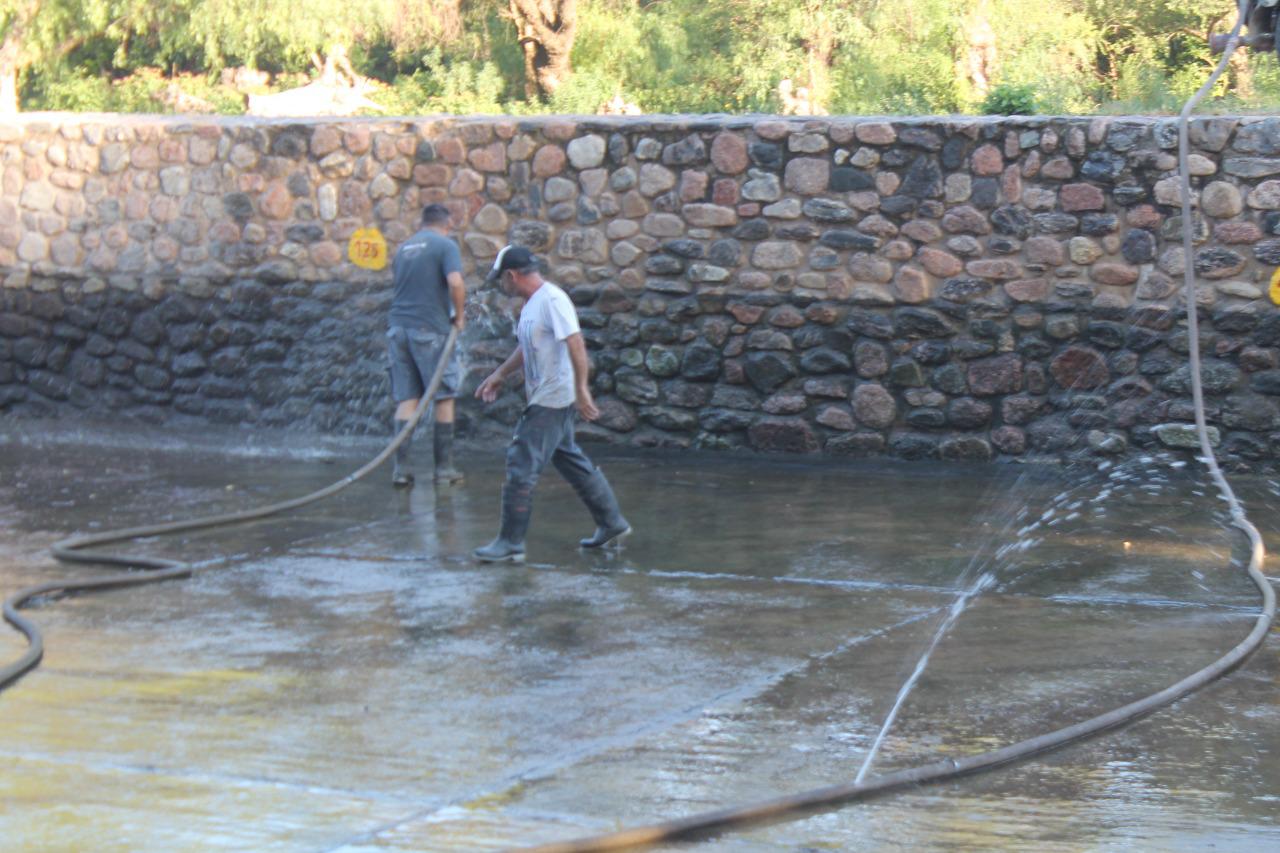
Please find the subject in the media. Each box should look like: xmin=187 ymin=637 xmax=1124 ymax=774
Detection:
xmin=981 ymin=83 xmax=1039 ymax=115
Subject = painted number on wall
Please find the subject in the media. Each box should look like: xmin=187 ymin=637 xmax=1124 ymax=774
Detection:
xmin=348 ymin=228 xmax=388 ymax=271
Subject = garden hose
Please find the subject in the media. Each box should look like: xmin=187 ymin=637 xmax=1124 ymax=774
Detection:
xmin=0 ymin=328 xmax=459 ymax=692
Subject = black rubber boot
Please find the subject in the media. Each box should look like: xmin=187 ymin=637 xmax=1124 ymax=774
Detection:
xmin=572 ymin=468 xmax=631 ymax=549
xmin=473 ymin=483 xmax=532 ymax=562
xmin=433 ymin=421 xmax=465 ymax=484
xmin=392 ymin=418 xmax=414 ymax=487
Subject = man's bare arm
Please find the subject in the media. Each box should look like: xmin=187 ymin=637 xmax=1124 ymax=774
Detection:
xmin=565 ymin=333 xmax=599 ymax=421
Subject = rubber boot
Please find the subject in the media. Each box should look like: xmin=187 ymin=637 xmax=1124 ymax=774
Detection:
xmin=572 ymin=468 xmax=631 ymax=549
xmin=433 ymin=421 xmax=465 ymax=484
xmin=391 ymin=419 xmax=414 ymax=487
xmin=473 ymin=483 xmax=532 ymax=563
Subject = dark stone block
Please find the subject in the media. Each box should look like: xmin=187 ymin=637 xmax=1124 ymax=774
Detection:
xmin=992 ymin=205 xmax=1033 ymax=239
xmin=286 ymin=224 xmax=325 ymax=243
xmin=222 ymin=192 xmax=255 ymax=223
xmin=830 ymin=167 xmax=875 ymax=192
xmin=819 ymin=229 xmax=878 ymax=251
xmin=663 ymin=239 xmax=704 ymax=259
xmin=1081 ymin=213 xmax=1119 ymax=236
xmin=749 ymin=142 xmax=782 ymax=168
xmin=900 ymin=155 xmax=942 ymax=199
xmin=799 ymin=347 xmax=852 ymax=373
xmin=893 ymin=307 xmax=955 ymax=338
xmin=732 ymin=219 xmax=771 ymax=241
xmin=890 ymin=432 xmax=939 ymax=460
xmin=907 ymin=408 xmax=946 ymax=428
xmin=970 ymin=178 xmax=1000 ymax=210
xmin=1121 ymin=229 xmax=1157 ymax=263
xmin=744 ymin=351 xmax=797 ymax=393
xmin=1080 ymin=150 xmax=1126 ymax=182
xmin=879 ymin=195 xmax=917 ymax=217
xmin=748 ymin=417 xmax=819 ymax=453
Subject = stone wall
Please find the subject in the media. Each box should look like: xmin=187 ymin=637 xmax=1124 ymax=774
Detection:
xmin=5 ymin=113 xmax=1280 ymax=465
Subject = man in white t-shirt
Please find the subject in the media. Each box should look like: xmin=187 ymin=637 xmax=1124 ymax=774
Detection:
xmin=472 ymin=246 xmax=631 ymax=563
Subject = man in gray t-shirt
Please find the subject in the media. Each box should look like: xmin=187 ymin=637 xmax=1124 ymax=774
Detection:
xmin=386 ymin=204 xmax=466 ymax=487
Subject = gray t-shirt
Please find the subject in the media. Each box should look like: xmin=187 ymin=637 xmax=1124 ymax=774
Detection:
xmin=389 ymin=229 xmax=462 ymax=334
xmin=517 ymin=282 xmax=581 ymax=409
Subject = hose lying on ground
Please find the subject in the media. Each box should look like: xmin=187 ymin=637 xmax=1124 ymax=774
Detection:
xmin=515 ymin=6 xmax=1276 ymax=851
xmin=0 ymin=329 xmax=459 ymax=693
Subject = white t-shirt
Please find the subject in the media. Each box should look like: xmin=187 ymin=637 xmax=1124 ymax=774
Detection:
xmin=517 ymin=282 xmax=581 ymax=408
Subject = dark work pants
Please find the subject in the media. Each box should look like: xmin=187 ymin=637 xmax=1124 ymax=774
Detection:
xmin=507 ymin=404 xmax=595 ymax=491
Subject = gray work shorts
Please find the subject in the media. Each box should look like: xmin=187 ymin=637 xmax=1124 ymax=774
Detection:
xmin=386 ymin=326 xmax=461 ymax=402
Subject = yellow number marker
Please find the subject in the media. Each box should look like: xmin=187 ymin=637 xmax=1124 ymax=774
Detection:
xmin=348 ymin=227 xmax=388 ymax=271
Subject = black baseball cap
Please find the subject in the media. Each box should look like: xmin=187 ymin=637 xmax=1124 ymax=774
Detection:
xmin=486 ymin=245 xmax=537 ymax=281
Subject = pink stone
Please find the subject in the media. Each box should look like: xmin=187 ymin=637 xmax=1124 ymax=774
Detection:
xmin=783 ymin=158 xmax=829 ymax=195
xmin=343 ymin=127 xmax=372 ymax=154
xmin=683 ymin=203 xmax=737 ymax=227
xmin=971 ymin=144 xmax=1003 ymax=176
xmin=1214 ymin=222 xmax=1262 ymax=244
xmin=753 ymin=120 xmax=789 ymax=141
xmin=966 ymin=259 xmax=1024 ymax=280
xmin=737 ymin=202 xmax=760 ymax=216
xmin=449 ymin=169 xmax=484 ymax=196
xmin=817 ymin=406 xmax=857 ymax=431
xmin=1024 ymin=236 xmax=1065 ymax=266
xmin=1005 ymin=278 xmax=1050 ymax=302
xmin=159 ymin=138 xmax=187 ymax=163
xmin=919 ymin=246 xmax=963 ymax=277
xmin=883 ymin=239 xmax=914 ymax=261
xmin=893 ymin=266 xmax=930 ymax=303
xmin=1126 ymin=204 xmax=1162 ymax=228
xmin=468 ymin=141 xmax=506 ymax=173
xmin=680 ymin=170 xmax=709 ymax=202
xmin=130 ymin=145 xmax=159 ymax=169
xmin=260 ymin=182 xmax=293 ymax=219
xmin=532 ymin=145 xmax=566 ymax=178
xmin=1002 ymin=165 xmax=1022 ymax=204
xmin=544 ymin=121 xmax=578 ymax=142
xmin=901 ymin=220 xmax=942 ymax=243
xmin=941 ymin=205 xmax=990 ymax=235
xmin=1060 ymin=183 xmax=1105 ymax=212
xmin=414 ymin=164 xmax=451 ymax=186
xmin=387 ymin=158 xmax=412 ymax=180
xmin=189 ymin=137 xmax=218 ymax=165
xmin=435 ymin=137 xmax=465 ymax=164
xmin=710 ymin=132 xmax=749 ymax=174
xmin=728 ymin=302 xmax=765 ymax=324
xmin=311 ymin=126 xmax=342 ymax=157
xmin=768 ymin=305 xmax=805 ymax=327
xmin=149 ymin=196 xmax=179 ymax=222
xmin=854 ymin=122 xmax=895 ymax=145
xmin=1040 ymin=156 xmax=1074 ymax=180
xmin=373 ymin=134 xmax=398 ymax=161
xmin=712 ymin=178 xmax=739 ymax=206
xmin=1091 ymin=262 xmax=1140 ymax=286
xmin=311 ymin=242 xmax=342 ymax=266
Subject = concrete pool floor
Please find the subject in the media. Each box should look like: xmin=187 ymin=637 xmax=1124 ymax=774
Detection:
xmin=1 ymin=420 xmax=1278 ymax=851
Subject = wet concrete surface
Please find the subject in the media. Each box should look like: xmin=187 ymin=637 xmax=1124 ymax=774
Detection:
xmin=0 ymin=419 xmax=1278 ymax=852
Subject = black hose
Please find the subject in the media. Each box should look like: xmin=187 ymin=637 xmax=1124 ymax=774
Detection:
xmin=516 ymin=7 xmax=1277 ymax=850
xmin=0 ymin=327 xmax=459 ymax=693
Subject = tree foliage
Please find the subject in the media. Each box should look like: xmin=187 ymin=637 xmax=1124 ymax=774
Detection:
xmin=6 ymin=0 xmax=1279 ymax=115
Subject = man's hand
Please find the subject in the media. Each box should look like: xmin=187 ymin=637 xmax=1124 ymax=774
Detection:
xmin=576 ymin=385 xmax=600 ymax=421
xmin=452 ymin=315 xmax=466 ymax=332
xmin=476 ymin=372 xmax=503 ymax=403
